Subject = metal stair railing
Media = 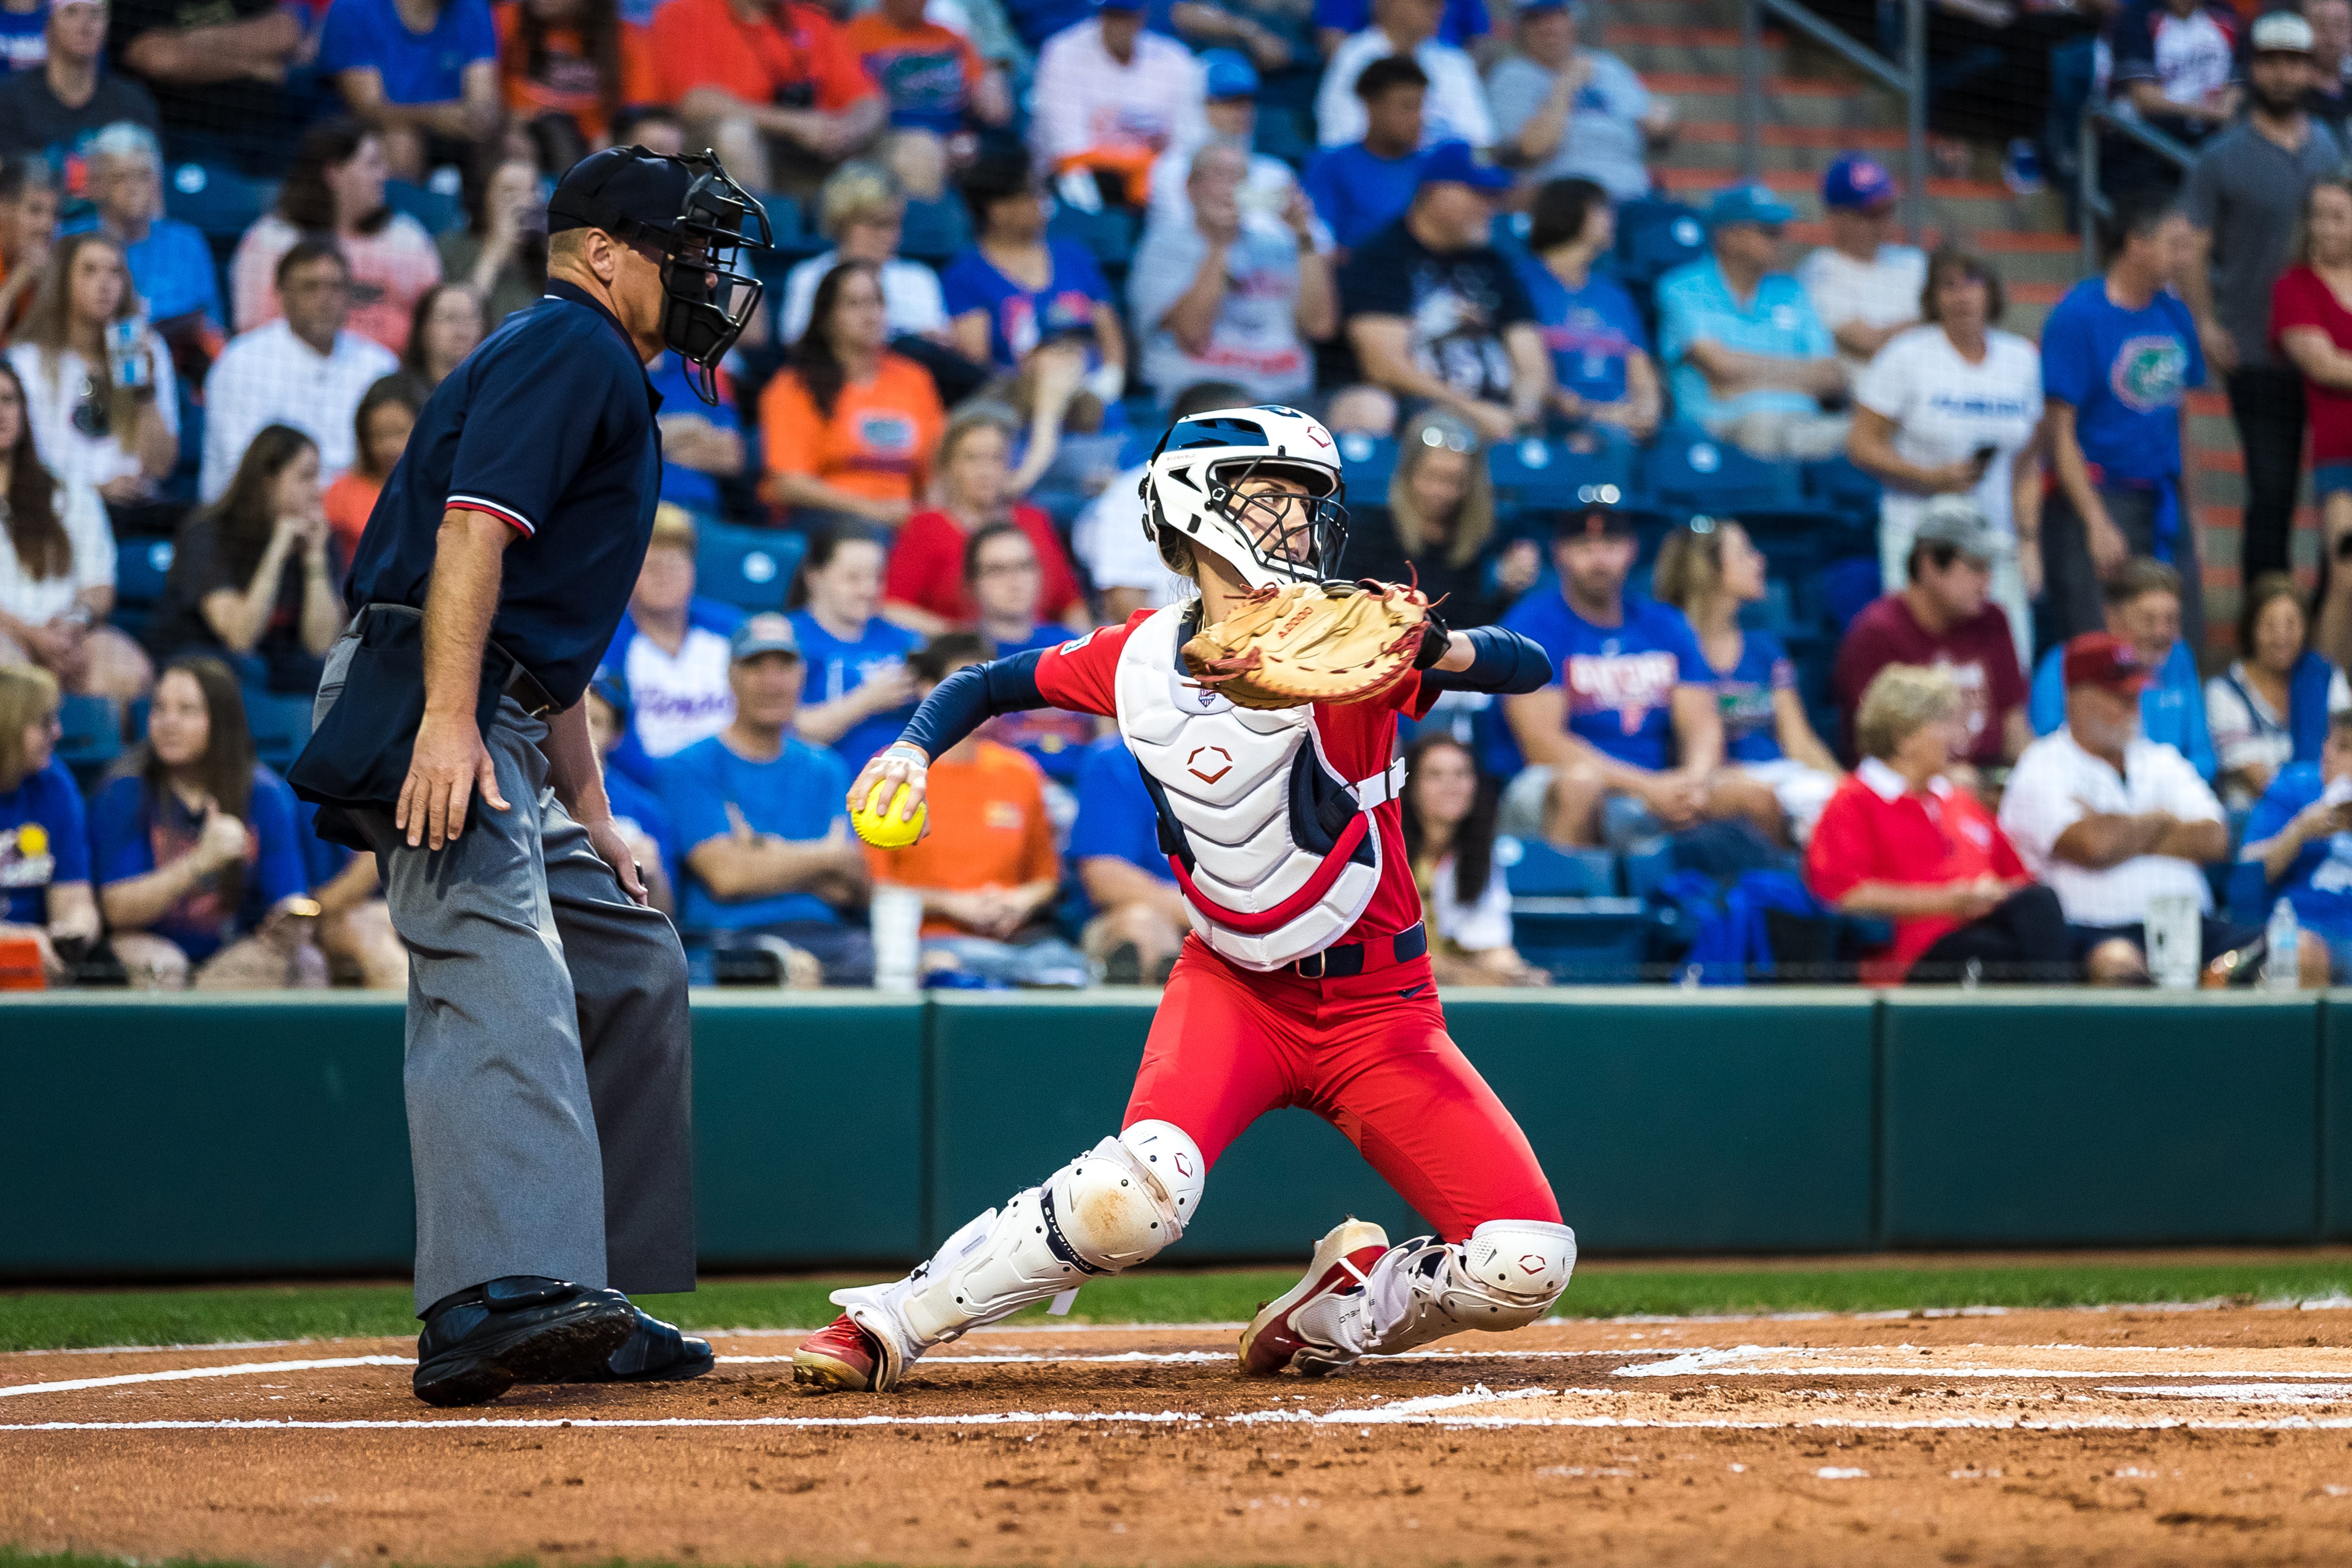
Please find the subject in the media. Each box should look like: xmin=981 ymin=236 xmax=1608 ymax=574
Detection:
xmin=2076 ymin=102 xmax=2196 ymax=272
xmin=1737 ymin=0 xmax=1927 ymax=243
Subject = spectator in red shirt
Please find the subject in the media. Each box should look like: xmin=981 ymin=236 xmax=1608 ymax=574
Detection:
xmin=1807 ymin=662 xmax=2069 ymax=985
xmin=884 ymin=405 xmax=1089 ymax=635
xmin=1831 ymin=494 xmax=2030 ymax=774
xmin=2274 ymin=171 xmax=2352 ymax=673
xmin=649 ymin=0 xmax=886 ymax=195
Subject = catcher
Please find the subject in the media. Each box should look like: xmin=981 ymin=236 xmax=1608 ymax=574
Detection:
xmin=793 ymin=404 xmax=1574 ymax=1393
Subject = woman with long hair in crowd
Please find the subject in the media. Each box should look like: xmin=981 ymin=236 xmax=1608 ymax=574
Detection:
xmin=1342 ymin=408 xmax=1535 ymax=623
xmin=437 ymin=153 xmax=547 ymax=329
xmin=2275 ymin=173 xmax=2352 ymax=673
xmin=324 ymin=375 xmax=421 ymax=555
xmin=7 ymin=231 xmax=177 ymax=506
xmin=1400 ymin=732 xmax=1547 ymax=987
xmin=0 ymin=358 xmax=149 ymax=699
xmin=786 ymin=529 xmax=921 ymax=769
xmin=145 ymin=425 xmax=344 ymax=693
xmin=759 ymin=261 xmax=945 ymax=530
xmin=402 ymin=282 xmax=488 ymax=390
xmin=1650 ymin=516 xmax=1842 ymax=844
xmin=230 ymin=119 xmax=443 ymax=353
xmin=779 ymin=163 xmax=951 ymax=348
xmin=2206 ymin=572 xmax=2352 ymax=807
xmin=90 ymin=655 xmax=321 ymax=989
xmin=884 ymin=403 xmax=1090 ymax=635
xmin=0 ymin=662 xmax=100 ymax=983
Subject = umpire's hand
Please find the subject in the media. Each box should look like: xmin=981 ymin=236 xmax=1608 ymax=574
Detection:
xmin=399 ymin=710 xmax=512 ymax=850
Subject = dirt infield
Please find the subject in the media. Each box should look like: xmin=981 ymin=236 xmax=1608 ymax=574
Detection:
xmin=13 ymin=1304 xmax=2352 ymax=1566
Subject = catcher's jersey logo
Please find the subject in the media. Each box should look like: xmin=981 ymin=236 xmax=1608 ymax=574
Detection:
xmin=1186 ymin=746 xmax=1234 ymax=784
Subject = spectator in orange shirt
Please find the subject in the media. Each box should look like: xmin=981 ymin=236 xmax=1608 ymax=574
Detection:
xmin=760 ymin=260 xmax=946 ymax=530
xmin=493 ymin=0 xmax=653 ymax=148
xmin=324 ymin=375 xmax=421 ymax=555
xmin=841 ymin=0 xmax=1011 ymax=176
xmin=866 ymin=631 xmax=1090 ymax=986
xmin=649 ymin=0 xmax=886 ymax=194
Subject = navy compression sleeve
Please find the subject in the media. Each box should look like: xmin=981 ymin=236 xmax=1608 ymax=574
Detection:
xmin=895 ymin=649 xmax=1050 ymax=756
xmin=1420 ymin=625 xmax=1552 ymax=697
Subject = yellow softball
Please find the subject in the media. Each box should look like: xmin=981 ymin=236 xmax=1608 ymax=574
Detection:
xmin=852 ymin=781 xmax=926 ymax=850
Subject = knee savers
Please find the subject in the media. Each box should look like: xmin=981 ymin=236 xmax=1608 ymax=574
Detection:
xmin=1362 ymin=1219 xmax=1577 ymax=1356
xmin=897 ymin=1120 xmax=1205 ymax=1347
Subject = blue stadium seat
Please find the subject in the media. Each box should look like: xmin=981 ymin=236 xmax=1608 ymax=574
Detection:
xmin=1819 ymin=555 xmax=1884 ymax=636
xmin=1487 ymin=431 xmax=1636 ymax=519
xmin=1046 ymin=204 xmax=1139 ymax=270
xmin=164 ymin=163 xmax=275 ymax=240
xmin=1806 ymin=453 xmax=1884 ymax=526
xmin=1499 ymin=835 xmax=1617 ymax=897
xmin=898 ymin=195 xmax=972 ymax=265
xmin=2227 ymin=860 xmax=2273 ymax=927
xmin=1640 ymin=423 xmax=1805 ymax=516
xmin=1510 ymin=900 xmax=1650 ymax=983
xmin=1334 ymin=432 xmax=1396 ymax=500
xmin=243 ymin=689 xmax=314 ymax=773
xmin=115 ymin=537 xmax=174 ymax=606
xmin=1612 ymin=198 xmax=1707 ymax=290
xmin=54 ymin=693 xmax=120 ymax=780
xmin=1621 ymin=843 xmax=1674 ymax=903
xmin=698 ymin=522 xmax=805 ymax=614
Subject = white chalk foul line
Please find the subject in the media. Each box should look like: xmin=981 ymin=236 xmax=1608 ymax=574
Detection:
xmin=0 ymin=1357 xmax=414 ymax=1399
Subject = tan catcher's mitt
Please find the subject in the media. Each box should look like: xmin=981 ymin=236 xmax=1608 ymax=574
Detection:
xmin=1180 ymin=579 xmax=1439 ymax=711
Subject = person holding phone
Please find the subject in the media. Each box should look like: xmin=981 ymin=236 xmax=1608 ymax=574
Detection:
xmin=1846 ymin=246 xmax=2045 ymax=670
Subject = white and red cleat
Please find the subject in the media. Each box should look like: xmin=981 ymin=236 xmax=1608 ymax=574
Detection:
xmin=1239 ymin=1217 xmax=1392 ymax=1377
xmin=791 ymin=1313 xmax=886 ymax=1393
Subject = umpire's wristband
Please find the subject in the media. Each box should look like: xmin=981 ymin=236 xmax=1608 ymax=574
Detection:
xmin=1412 ymin=606 xmax=1452 ymax=670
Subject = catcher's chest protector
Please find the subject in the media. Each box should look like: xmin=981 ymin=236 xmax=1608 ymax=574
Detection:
xmin=1113 ymin=604 xmax=1405 ymax=971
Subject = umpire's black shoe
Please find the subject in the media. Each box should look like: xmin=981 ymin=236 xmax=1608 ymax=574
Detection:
xmin=412 ymin=1276 xmax=639 ymax=1407
xmin=534 ymin=1308 xmax=715 ymax=1383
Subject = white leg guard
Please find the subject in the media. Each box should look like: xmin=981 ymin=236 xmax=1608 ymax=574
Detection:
xmin=830 ymin=1120 xmax=1205 ymax=1389
xmin=1291 ymin=1219 xmax=1577 ymax=1366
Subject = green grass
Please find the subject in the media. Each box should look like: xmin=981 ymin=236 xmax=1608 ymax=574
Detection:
xmin=6 ymin=1258 xmax=2352 ymax=1354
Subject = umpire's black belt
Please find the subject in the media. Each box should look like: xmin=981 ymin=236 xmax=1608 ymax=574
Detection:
xmin=1287 ymin=922 xmax=1428 ymax=980
xmin=355 ymin=603 xmax=560 ymax=717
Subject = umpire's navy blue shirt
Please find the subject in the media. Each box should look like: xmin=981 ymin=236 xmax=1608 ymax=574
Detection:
xmin=344 ymin=278 xmax=663 ymax=710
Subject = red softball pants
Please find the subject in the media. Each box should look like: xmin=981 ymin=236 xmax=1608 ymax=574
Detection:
xmin=1123 ymin=936 xmax=1561 ymax=1243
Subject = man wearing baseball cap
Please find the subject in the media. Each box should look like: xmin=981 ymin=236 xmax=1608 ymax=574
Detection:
xmin=1795 ymin=153 xmax=1927 ymax=376
xmin=1998 ymin=630 xmax=2277 ymax=984
xmin=1337 ymin=141 xmax=1548 ymax=442
xmin=663 ymin=612 xmax=875 ymax=982
xmin=1147 ymin=49 xmax=1334 ymax=255
xmin=1833 ymin=494 xmax=2031 ymax=771
xmin=1487 ymin=0 xmax=1675 ymax=202
xmin=1655 ymin=182 xmax=1847 ymax=459
xmin=1495 ymin=504 xmax=1729 ymax=848
xmin=2180 ymin=7 xmax=2342 ymax=592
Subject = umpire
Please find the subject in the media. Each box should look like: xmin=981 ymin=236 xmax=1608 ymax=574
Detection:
xmin=291 ymin=147 xmax=770 ymax=1407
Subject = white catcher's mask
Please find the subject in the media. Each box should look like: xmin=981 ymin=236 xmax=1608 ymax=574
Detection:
xmin=1139 ymin=405 xmax=1350 ymax=591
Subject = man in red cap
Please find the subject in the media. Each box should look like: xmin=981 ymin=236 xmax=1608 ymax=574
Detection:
xmin=1997 ymin=631 xmax=2248 ymax=983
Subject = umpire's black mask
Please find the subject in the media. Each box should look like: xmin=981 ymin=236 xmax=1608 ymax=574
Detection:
xmin=547 ymin=146 xmax=773 ymax=405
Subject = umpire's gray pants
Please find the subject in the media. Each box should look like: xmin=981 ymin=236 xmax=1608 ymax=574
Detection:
xmin=315 ymin=636 xmax=696 ymax=1313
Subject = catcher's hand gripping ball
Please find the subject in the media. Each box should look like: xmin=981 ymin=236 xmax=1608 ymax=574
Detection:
xmin=851 ymin=780 xmax=926 ymax=849
xmin=1182 ymin=578 xmax=1445 ymax=710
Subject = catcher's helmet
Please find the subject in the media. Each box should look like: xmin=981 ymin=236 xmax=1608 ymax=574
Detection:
xmin=1140 ymin=405 xmax=1349 ymax=592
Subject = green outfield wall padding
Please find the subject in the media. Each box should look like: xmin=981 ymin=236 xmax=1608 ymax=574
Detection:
xmin=1879 ymin=993 xmax=2324 ymax=1247
xmin=6 ymin=989 xmax=2352 ymax=1281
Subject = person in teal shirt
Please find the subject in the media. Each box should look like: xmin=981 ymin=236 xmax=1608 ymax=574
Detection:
xmin=2027 ymin=557 xmax=2216 ymax=781
xmin=1653 ymin=183 xmax=1846 ymax=459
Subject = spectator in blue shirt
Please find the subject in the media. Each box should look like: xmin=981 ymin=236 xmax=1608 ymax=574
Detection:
xmin=1655 ymin=182 xmax=1847 ymax=459
xmin=1519 ymin=175 xmax=1660 ymax=440
xmin=966 ymin=521 xmax=1093 ymax=785
xmin=660 ymin=614 xmax=875 ymax=983
xmin=2242 ymin=709 xmax=2352 ymax=976
xmin=1302 ymin=54 xmax=1432 ymax=255
xmin=317 ymin=0 xmax=500 ymax=145
xmin=2039 ymin=196 xmax=2208 ymax=649
xmin=2029 ymin=557 xmax=2216 ymax=781
xmin=584 ymin=669 xmax=680 ymax=918
xmin=0 ymin=0 xmax=45 ymax=74
xmin=645 ymin=351 xmax=747 ymax=518
xmin=941 ymin=149 xmax=1125 ymax=377
xmin=0 ymin=662 xmax=98 ymax=983
xmin=91 ymin=656 xmax=318 ymax=989
xmin=787 ymin=530 xmax=921 ymax=771
xmin=1498 ymin=504 xmax=1730 ymax=848
xmin=68 ymin=120 xmax=221 ymax=337
xmin=1068 ymin=732 xmax=1185 ymax=983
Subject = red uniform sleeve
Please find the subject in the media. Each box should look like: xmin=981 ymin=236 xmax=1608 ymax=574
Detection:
xmin=1031 ymin=612 xmax=1146 ymax=716
xmin=1803 ymin=783 xmax=1871 ymax=905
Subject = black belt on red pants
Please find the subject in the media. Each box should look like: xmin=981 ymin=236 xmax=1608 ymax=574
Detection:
xmin=1287 ymin=922 xmax=1427 ymax=980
